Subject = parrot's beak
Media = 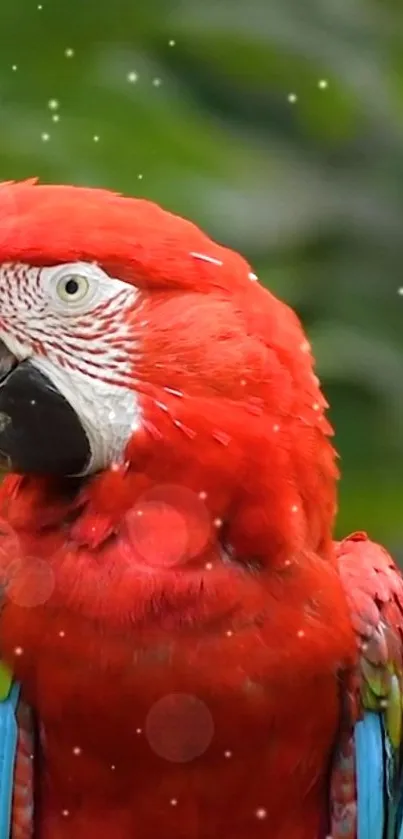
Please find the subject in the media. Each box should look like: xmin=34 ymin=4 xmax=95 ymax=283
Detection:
xmin=0 ymin=339 xmax=90 ymax=475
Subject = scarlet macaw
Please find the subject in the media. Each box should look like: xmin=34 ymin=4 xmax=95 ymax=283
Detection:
xmin=0 ymin=180 xmax=400 ymax=839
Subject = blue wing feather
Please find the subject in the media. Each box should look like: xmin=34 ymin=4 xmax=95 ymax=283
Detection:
xmin=0 ymin=680 xmax=20 ymax=839
xmin=355 ymin=712 xmax=385 ymax=839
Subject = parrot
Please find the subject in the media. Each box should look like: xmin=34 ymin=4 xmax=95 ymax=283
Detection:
xmin=0 ymin=179 xmax=399 ymax=839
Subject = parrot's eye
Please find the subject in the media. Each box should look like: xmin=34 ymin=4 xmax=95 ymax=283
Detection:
xmin=46 ymin=263 xmax=101 ymax=314
xmin=56 ymin=274 xmax=90 ymax=304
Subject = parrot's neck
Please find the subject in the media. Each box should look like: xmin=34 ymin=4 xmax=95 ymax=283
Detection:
xmin=0 ymin=472 xmax=357 ymax=839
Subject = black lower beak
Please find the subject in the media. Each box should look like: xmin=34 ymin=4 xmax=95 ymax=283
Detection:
xmin=0 ymin=358 xmax=91 ymax=475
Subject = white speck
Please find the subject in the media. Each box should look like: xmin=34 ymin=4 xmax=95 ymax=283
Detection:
xmin=62 ymin=810 xmax=69 ymax=817
xmin=12 ymin=65 xmax=17 ymax=71
xmin=59 ymin=631 xmax=65 ymax=638
xmin=139 ymin=320 xmax=149 ymax=327
xmin=300 ymin=340 xmax=310 ymax=353
xmin=226 ymin=630 xmax=233 ymax=637
xmin=255 ymin=808 xmax=267 ymax=819
xmin=30 ymin=399 xmax=36 ymax=406
xmin=312 ymin=402 xmax=320 ymax=411
xmin=284 ymin=559 xmax=291 ymax=567
xmin=240 ymin=379 xmax=246 ymax=386
xmin=273 ymin=424 xmax=280 ymax=432
xmin=164 ymin=387 xmax=183 ymax=397
xmin=37 ymin=4 xmax=43 ymax=8
xmin=297 ymin=630 xmax=305 ymax=638
xmin=152 ymin=77 xmax=162 ymax=87
xmin=52 ymin=114 xmax=60 ymax=123
xmin=224 ymin=750 xmax=232 ymax=758
xmin=398 ymin=287 xmax=403 ymax=295
xmin=109 ymin=410 xmax=116 ymax=420
xmin=93 ymin=135 xmax=100 ymax=142
xmin=155 ymin=401 xmax=169 ymax=412
xmin=110 ymin=462 xmax=120 ymax=472
xmin=190 ymin=252 xmax=223 ymax=267
xmin=64 ymin=48 xmax=74 ymax=58
xmin=72 ymin=746 xmax=81 ymax=756
xmin=205 ymin=562 xmax=213 ymax=570
xmin=169 ymin=39 xmax=176 ymax=47
xmin=291 ymin=504 xmax=299 ymax=513
xmin=288 ymin=93 xmax=298 ymax=103
xmin=199 ymin=491 xmax=207 ymax=500
xmin=214 ymin=518 xmax=223 ymax=528
xmin=127 ymin=71 xmax=138 ymax=83
xmin=136 ymin=510 xmax=144 ymax=517
xmin=380 ymin=698 xmax=388 ymax=709
xmin=138 ymin=173 xmax=143 ymax=180
xmin=111 ymin=764 xmax=116 ymax=770
xmin=48 ymin=99 xmax=59 ymax=110
xmin=14 ymin=647 xmax=23 ymax=656
xmin=41 ymin=133 xmax=50 ymax=142
xmin=170 ymin=798 xmax=178 ymax=806
xmin=136 ymin=728 xmax=142 ymax=734
xmin=318 ymin=79 xmax=328 ymax=89
xmin=248 ymin=272 xmax=258 ymax=281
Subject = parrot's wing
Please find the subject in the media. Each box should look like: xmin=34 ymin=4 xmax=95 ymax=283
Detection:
xmin=10 ymin=696 xmax=34 ymax=838
xmin=332 ymin=532 xmax=403 ymax=839
xmin=0 ymin=672 xmax=34 ymax=839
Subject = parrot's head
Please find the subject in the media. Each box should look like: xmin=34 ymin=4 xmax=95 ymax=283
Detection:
xmin=0 ymin=180 xmax=337 ymax=568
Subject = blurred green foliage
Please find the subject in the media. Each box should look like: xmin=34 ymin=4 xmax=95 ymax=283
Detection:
xmin=0 ymin=0 xmax=402 ymax=549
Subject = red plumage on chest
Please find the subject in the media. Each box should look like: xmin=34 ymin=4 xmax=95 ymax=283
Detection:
xmin=0 ymin=468 xmax=355 ymax=839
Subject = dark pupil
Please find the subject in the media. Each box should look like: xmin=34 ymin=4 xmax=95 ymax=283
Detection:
xmin=65 ymin=278 xmax=79 ymax=295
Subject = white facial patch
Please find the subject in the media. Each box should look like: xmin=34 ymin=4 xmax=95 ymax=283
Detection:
xmin=0 ymin=261 xmax=142 ymax=474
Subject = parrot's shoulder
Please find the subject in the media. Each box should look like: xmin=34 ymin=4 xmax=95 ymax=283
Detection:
xmin=331 ymin=532 xmax=403 ymax=839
